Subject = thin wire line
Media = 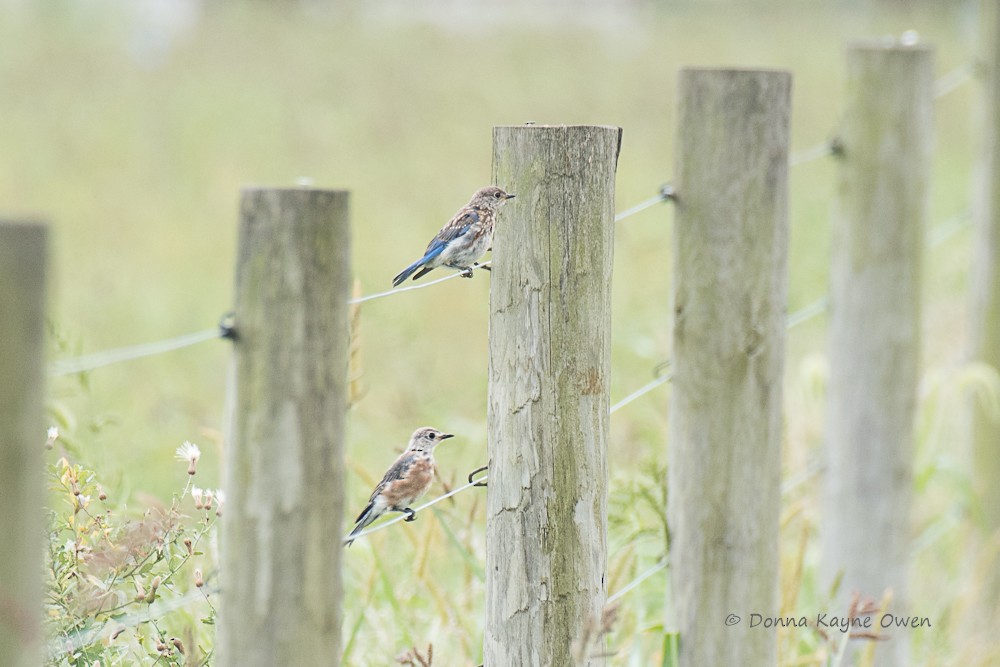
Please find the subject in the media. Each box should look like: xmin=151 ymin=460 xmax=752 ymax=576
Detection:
xmin=344 ymin=476 xmax=486 ymax=544
xmin=781 ymin=459 xmax=826 ymax=496
xmin=789 ymin=142 xmax=835 ymax=167
xmin=610 ymin=372 xmax=673 ymax=413
xmin=614 ymin=190 xmax=671 ymax=222
xmin=912 ymin=507 xmax=963 ymax=554
xmin=53 ymin=209 xmax=968 ymax=377
xmin=610 ymin=458 xmax=831 ymax=602
xmin=348 ymin=262 xmax=491 ymax=304
xmin=934 ymin=63 xmax=974 ymax=99
xmin=608 ymin=559 xmax=668 ymax=603
xmin=606 ymin=296 xmax=838 ymax=411
xmin=609 ymin=457 xmax=833 ymax=602
xmin=786 ymin=297 xmax=830 ymax=330
xmin=927 ymin=210 xmax=972 ymax=247
xmin=40 ymin=188 xmax=676 ymax=374
xmin=49 ymin=327 xmax=223 ymax=376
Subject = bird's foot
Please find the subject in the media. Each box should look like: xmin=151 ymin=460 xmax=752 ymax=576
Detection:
xmin=403 ymin=508 xmax=417 ymax=522
xmin=460 ymin=268 xmax=475 ymax=278
xmin=474 ymin=262 xmax=491 ymax=272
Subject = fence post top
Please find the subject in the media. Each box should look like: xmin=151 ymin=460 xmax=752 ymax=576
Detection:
xmin=679 ymin=66 xmax=792 ymax=78
xmin=847 ymin=38 xmax=934 ymax=54
xmin=492 ymin=123 xmax=622 ymax=132
xmin=238 ymin=185 xmax=350 ymax=196
xmin=0 ymin=219 xmax=49 ymax=233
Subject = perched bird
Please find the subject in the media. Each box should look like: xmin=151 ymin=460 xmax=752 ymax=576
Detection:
xmin=391 ymin=186 xmax=515 ymax=287
xmin=344 ymin=427 xmax=455 ymax=546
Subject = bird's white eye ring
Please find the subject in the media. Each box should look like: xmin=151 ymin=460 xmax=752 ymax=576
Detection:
xmin=494 ymin=191 xmax=503 ymax=199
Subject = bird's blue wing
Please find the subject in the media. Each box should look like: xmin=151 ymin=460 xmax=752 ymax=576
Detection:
xmin=424 ymin=208 xmax=479 ymax=254
xmin=392 ymin=208 xmax=481 ymax=287
xmin=392 ymin=244 xmax=448 ymax=286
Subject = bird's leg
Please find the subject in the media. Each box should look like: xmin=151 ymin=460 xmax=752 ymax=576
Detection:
xmin=402 ymin=507 xmax=417 ymax=522
xmin=459 ymin=267 xmax=475 ymax=278
xmin=473 ymin=262 xmax=491 ymax=272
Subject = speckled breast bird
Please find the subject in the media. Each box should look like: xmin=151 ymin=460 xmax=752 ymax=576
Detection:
xmin=344 ymin=427 xmax=454 ymax=547
xmin=391 ymin=186 xmax=515 ymax=287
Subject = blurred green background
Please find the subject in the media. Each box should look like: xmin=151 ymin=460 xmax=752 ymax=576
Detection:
xmin=3 ymin=0 xmax=990 ymax=664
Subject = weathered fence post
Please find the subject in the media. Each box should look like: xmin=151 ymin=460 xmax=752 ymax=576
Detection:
xmin=972 ymin=0 xmax=1000 ymax=538
xmin=669 ymin=69 xmax=791 ymax=666
xmin=0 ymin=222 xmax=47 ymax=667
xmin=485 ymin=125 xmax=620 ymax=666
xmin=823 ymin=43 xmax=932 ymax=667
xmin=219 ymin=188 xmax=350 ymax=666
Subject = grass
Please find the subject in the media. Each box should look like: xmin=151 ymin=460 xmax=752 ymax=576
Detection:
xmin=3 ymin=0 xmax=997 ymax=664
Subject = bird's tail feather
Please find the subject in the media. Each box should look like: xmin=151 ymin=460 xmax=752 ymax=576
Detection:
xmin=411 ymin=266 xmax=436 ymax=282
xmin=344 ymin=502 xmax=377 ymax=547
xmin=392 ymin=258 xmax=426 ymax=287
xmin=392 ymin=244 xmax=446 ymax=287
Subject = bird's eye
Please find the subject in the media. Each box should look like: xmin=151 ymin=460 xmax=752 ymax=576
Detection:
xmin=494 ymin=191 xmax=503 ymax=199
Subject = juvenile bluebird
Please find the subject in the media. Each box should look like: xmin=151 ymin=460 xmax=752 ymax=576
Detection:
xmin=344 ymin=427 xmax=454 ymax=547
xmin=391 ymin=186 xmax=515 ymax=286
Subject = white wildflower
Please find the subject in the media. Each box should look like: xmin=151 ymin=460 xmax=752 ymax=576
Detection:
xmin=175 ymin=441 xmax=201 ymax=475
xmin=214 ymin=489 xmax=226 ymax=517
xmin=191 ymin=486 xmax=205 ymax=510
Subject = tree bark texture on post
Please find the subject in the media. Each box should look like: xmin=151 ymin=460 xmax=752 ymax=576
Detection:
xmin=218 ymin=188 xmax=350 ymax=667
xmin=485 ymin=125 xmax=621 ymax=667
xmin=0 ymin=222 xmax=48 ymax=667
xmin=823 ymin=44 xmax=932 ymax=667
xmin=669 ymin=69 xmax=791 ymax=666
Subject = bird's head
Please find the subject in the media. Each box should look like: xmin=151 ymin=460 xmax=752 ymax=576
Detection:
xmin=408 ymin=427 xmax=455 ymax=452
xmin=471 ymin=186 xmax=515 ymax=211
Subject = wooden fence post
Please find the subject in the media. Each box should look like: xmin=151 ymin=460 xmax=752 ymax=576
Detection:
xmin=0 ymin=222 xmax=48 ymax=667
xmin=669 ymin=69 xmax=791 ymax=666
xmin=823 ymin=43 xmax=932 ymax=667
xmin=485 ymin=125 xmax=621 ymax=667
xmin=218 ymin=189 xmax=350 ymax=666
xmin=972 ymin=0 xmax=1000 ymax=538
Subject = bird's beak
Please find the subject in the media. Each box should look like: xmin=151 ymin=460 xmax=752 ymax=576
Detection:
xmin=505 ymin=193 xmax=516 ymax=199
xmin=440 ymin=433 xmax=455 ymax=441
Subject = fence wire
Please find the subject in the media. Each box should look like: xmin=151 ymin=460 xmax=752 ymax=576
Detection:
xmin=348 ymin=261 xmax=493 ymax=304
xmin=42 ymin=59 xmax=977 ymax=377
xmin=50 ymin=187 xmax=674 ymax=376
xmin=608 ymin=558 xmax=668 ymax=604
xmin=785 ymin=62 xmax=973 ymax=171
xmin=49 ymin=201 xmax=972 ymax=379
xmin=934 ymin=63 xmax=974 ymax=99
xmin=789 ymin=142 xmax=837 ymax=167
xmin=49 ymin=327 xmax=224 ymax=377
